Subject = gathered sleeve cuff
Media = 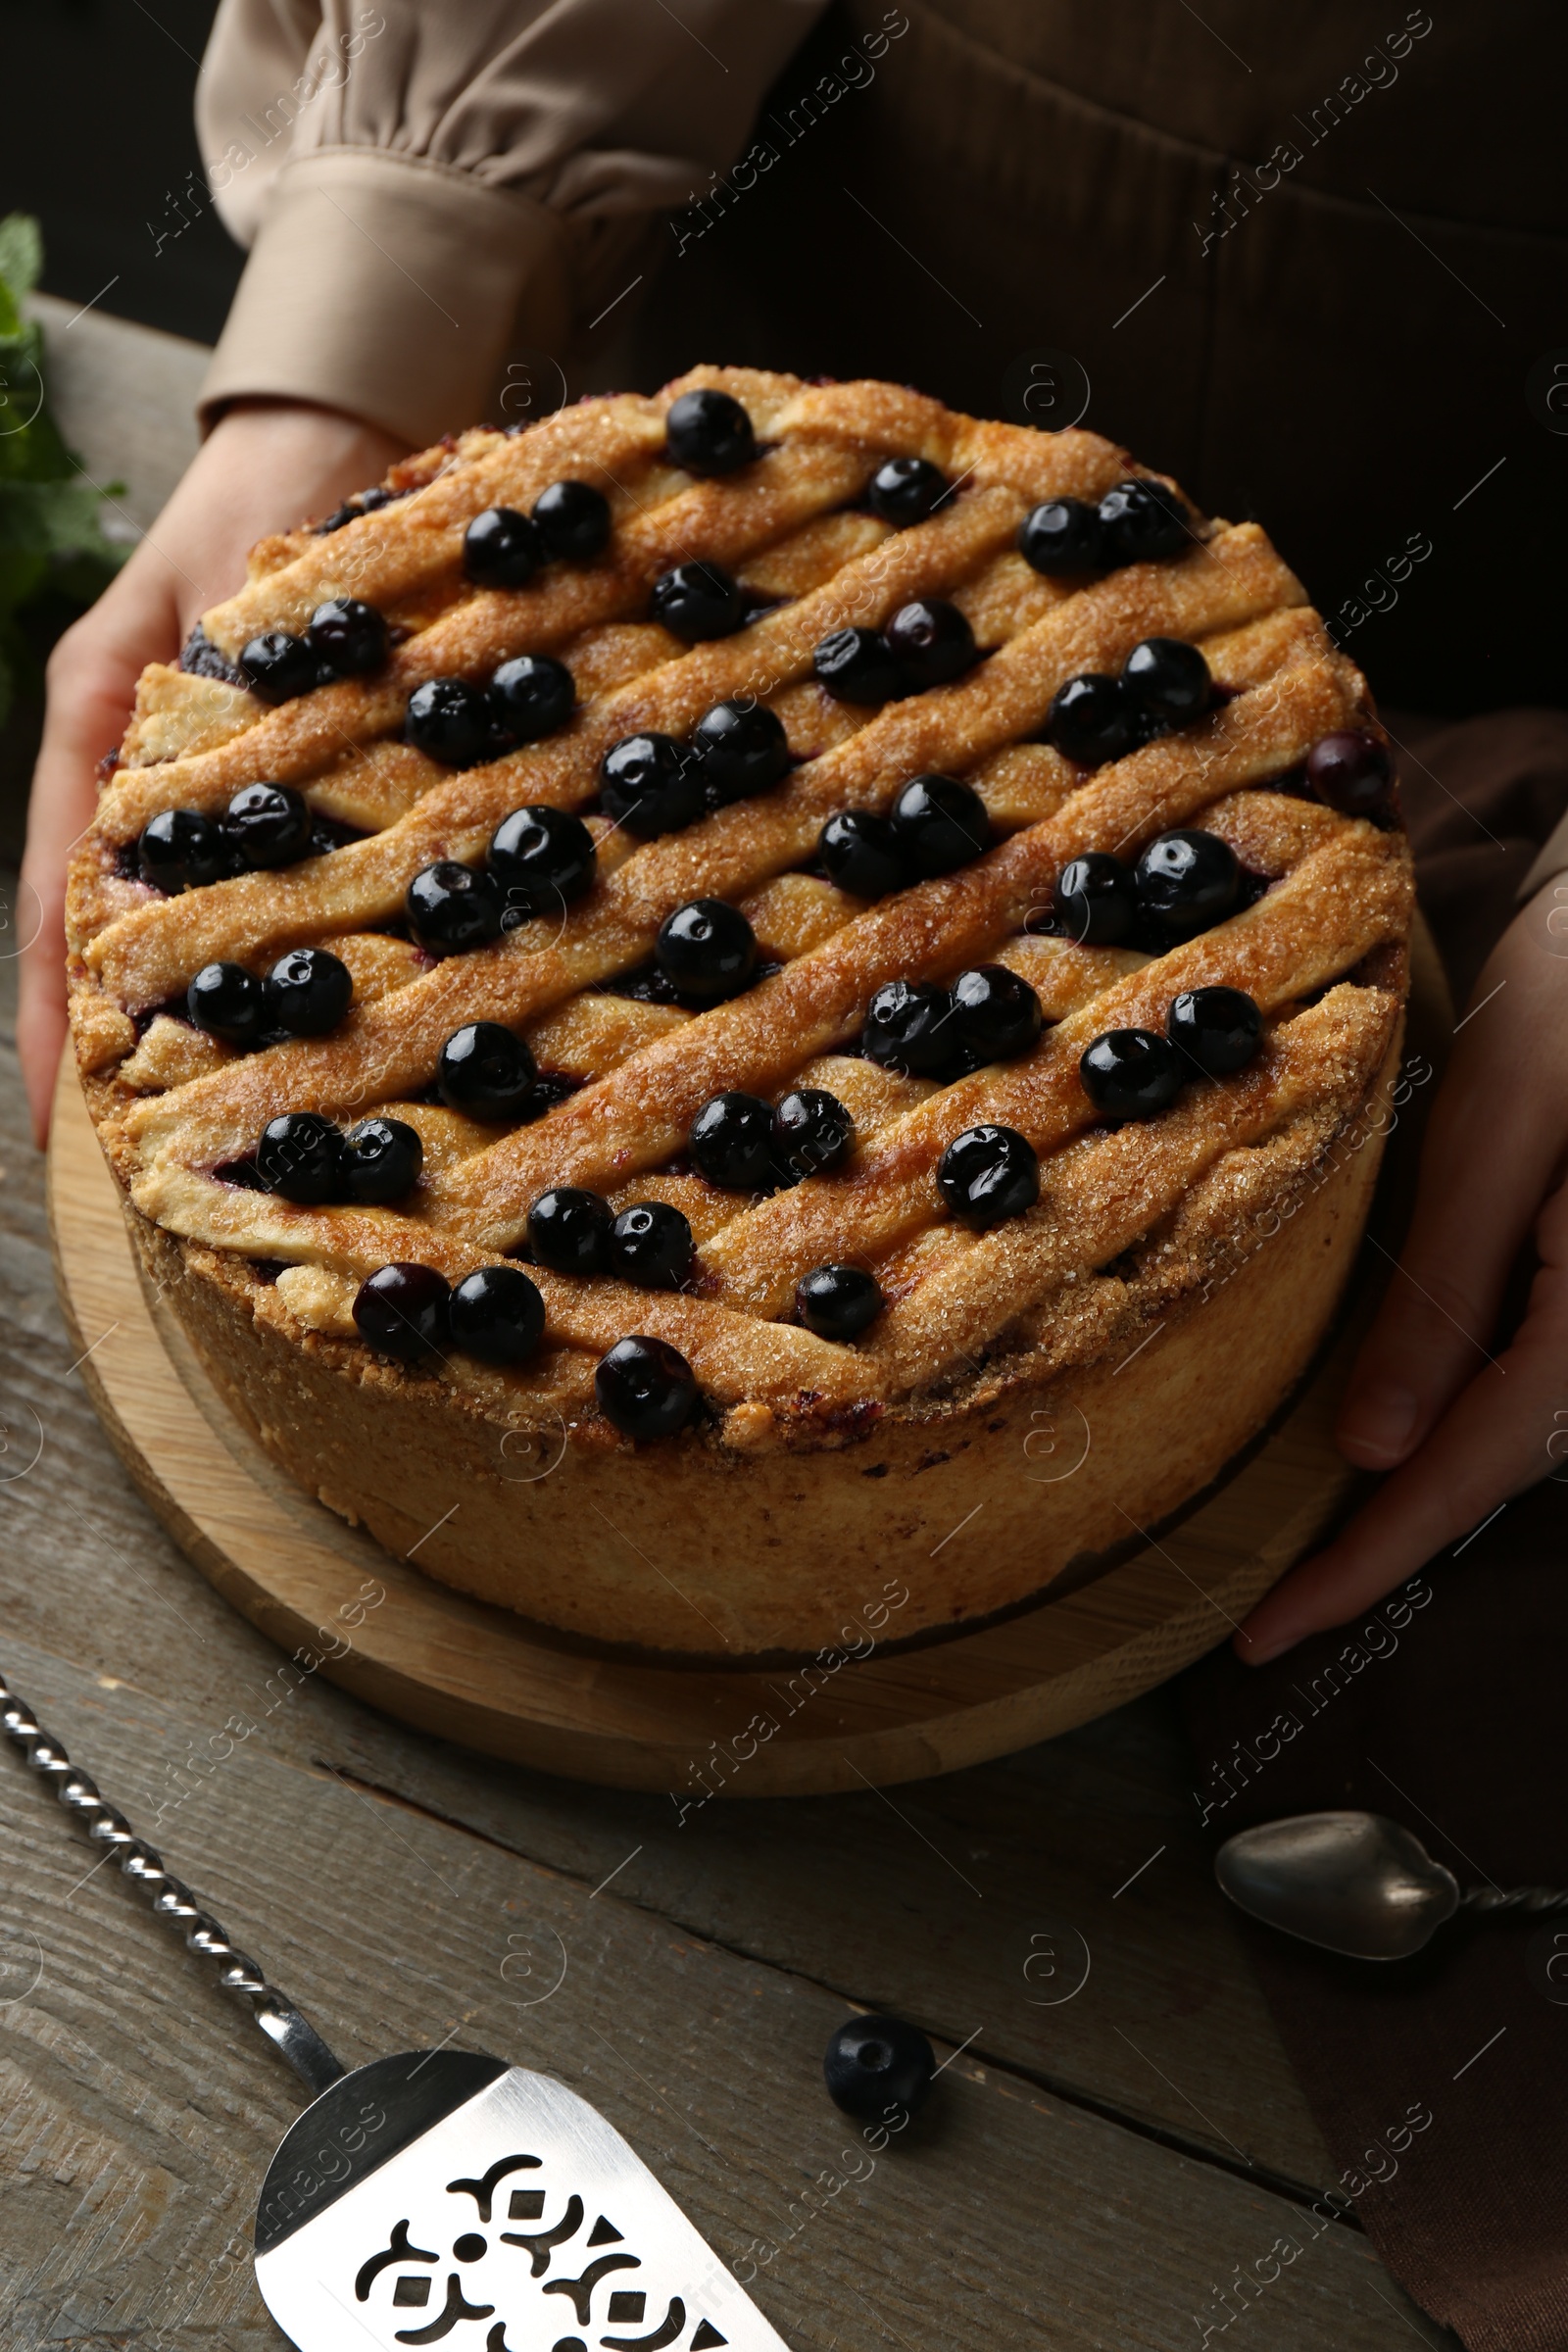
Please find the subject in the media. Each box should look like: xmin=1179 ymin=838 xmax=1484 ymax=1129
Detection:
xmin=198 ymin=145 xmax=570 ymax=447
xmin=194 ymin=0 xmax=829 ymax=442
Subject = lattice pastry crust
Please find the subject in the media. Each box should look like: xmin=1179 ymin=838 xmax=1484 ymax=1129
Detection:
xmin=66 ymin=368 xmax=1410 ymax=1655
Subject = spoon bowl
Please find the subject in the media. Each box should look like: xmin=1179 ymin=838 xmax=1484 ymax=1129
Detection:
xmin=1216 ymin=1810 xmax=1460 ymax=1960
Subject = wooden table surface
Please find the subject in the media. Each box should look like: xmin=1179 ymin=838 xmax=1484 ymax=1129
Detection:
xmin=0 ymin=305 xmax=1456 ymax=2351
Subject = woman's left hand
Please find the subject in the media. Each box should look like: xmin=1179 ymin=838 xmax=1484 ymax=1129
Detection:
xmin=1238 ymin=879 xmax=1568 ymax=1662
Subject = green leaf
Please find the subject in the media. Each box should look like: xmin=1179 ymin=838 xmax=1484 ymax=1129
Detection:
xmin=0 ymin=539 xmax=46 ymax=617
xmin=0 ymin=216 xmax=130 ymax=698
xmin=0 ymin=213 xmax=43 ymax=304
xmin=0 ymin=473 xmax=123 ymax=556
xmin=0 ymin=321 xmax=74 ymax=483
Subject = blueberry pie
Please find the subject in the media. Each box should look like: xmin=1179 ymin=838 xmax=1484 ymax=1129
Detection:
xmin=67 ymin=368 xmax=1411 ymax=1657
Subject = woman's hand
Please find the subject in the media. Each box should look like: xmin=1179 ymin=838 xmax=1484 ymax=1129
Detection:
xmin=1239 ymin=881 xmax=1568 ymax=1661
xmin=18 ymin=399 xmax=408 ymax=1145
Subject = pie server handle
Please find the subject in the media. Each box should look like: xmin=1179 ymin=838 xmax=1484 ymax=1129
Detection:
xmin=0 ymin=1668 xmax=346 ymax=2095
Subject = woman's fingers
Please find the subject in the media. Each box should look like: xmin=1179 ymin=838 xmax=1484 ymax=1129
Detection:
xmin=18 ymin=564 xmax=183 ymax=1140
xmin=18 ymin=400 xmax=410 ymax=1145
xmin=1336 ymin=916 xmax=1568 ymax=1473
xmin=1336 ymin=1170 xmax=1521 ymax=1474
xmin=1239 ymin=1177 xmax=1568 ymax=1661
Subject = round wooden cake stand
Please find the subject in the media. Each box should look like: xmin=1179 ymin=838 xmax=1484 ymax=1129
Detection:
xmin=48 ymin=920 xmax=1448 ymax=1794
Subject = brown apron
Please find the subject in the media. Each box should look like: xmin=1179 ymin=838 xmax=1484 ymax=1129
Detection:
xmin=622 ymin=0 xmax=1568 ymax=714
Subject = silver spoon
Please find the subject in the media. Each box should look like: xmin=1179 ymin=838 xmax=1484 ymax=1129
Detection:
xmin=1215 ymin=1811 xmax=1568 ymax=1960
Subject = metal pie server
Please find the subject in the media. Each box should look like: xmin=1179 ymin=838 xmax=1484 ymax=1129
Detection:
xmin=257 ymin=2053 xmax=775 ymax=2352
xmin=1216 ymin=1809 xmax=1568 ymax=1961
xmin=0 ymin=1670 xmax=788 ymax=2352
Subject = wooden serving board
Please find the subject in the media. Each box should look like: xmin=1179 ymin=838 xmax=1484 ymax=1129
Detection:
xmin=48 ymin=916 xmax=1448 ymax=1795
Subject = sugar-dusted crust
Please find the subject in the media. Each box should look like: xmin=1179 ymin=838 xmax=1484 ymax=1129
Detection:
xmin=66 ymin=367 xmax=1411 ymax=1653
xmin=122 ymin=1010 xmax=1398 ymax=1655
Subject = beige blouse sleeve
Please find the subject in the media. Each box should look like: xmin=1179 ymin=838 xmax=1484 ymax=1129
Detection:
xmin=195 ymin=0 xmax=827 ymax=447
xmin=1517 ymin=813 xmax=1568 ymax=907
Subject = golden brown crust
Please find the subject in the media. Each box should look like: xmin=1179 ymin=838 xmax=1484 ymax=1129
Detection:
xmin=123 ymin=1020 xmax=1396 ymax=1654
xmin=65 ymin=365 xmax=1411 ymax=1651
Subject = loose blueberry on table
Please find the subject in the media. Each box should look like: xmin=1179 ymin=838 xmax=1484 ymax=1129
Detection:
xmin=268 ymin=946 xmax=353 ymax=1037
xmin=649 ymin=561 xmax=745 ymax=642
xmin=773 ymin=1086 xmax=855 ymax=1179
xmin=655 ymin=899 xmax=758 ymax=1001
xmin=818 ymin=808 xmax=911 ymax=900
xmin=691 ymin=699 xmax=791 ymax=801
xmin=187 ymin=960 xmax=270 ymax=1046
xmin=595 ymin=1334 xmax=700 ymax=1439
xmin=353 ymin=1262 xmax=451 ymax=1361
xmin=889 ymin=773 xmax=991 ymax=875
xmin=405 ymin=677 xmax=502 ymax=769
xmin=866 ymin=455 xmax=949 ymax=526
xmin=488 ymin=804 xmax=597 ymax=914
xmin=823 ymin=2014 xmax=936 ymax=2120
xmin=490 ymin=652 xmax=575 ymax=743
xmin=663 ymin=387 xmax=757 ymax=476
xmin=257 ymin=1110 xmax=344 ymax=1203
xmin=527 ymin=1186 xmax=615 ymax=1276
xmin=406 ymin=860 xmax=504 ymax=956
xmin=1079 ymin=1028 xmax=1185 ymax=1119
xmin=342 ymin=1116 xmax=423 ymax=1204
xmin=448 ymin=1265 xmax=545 ymax=1365
xmin=1053 ymin=850 xmax=1138 ymax=945
xmin=599 ymin=732 xmax=706 ymax=837
xmin=937 ymin=1124 xmax=1040 ymax=1228
xmin=610 ymin=1202 xmax=694 ymax=1290
xmin=1167 ymin=986 xmax=1263 ymax=1076
xmin=436 ymin=1022 xmax=538 ymax=1119
xmin=689 ymin=1093 xmax=777 ymax=1191
xmin=223 ymin=782 xmax=314 ymax=868
xmin=797 ymin=1263 xmax=884 ymax=1341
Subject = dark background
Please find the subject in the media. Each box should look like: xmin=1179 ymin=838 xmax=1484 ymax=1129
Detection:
xmin=1 ymin=0 xmax=240 ymax=343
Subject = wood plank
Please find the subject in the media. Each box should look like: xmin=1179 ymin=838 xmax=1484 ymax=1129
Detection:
xmin=0 ymin=1638 xmax=1445 ymax=2351
xmin=0 ymin=910 xmax=1339 ymax=2193
xmin=29 ymin=292 xmax=205 ymax=534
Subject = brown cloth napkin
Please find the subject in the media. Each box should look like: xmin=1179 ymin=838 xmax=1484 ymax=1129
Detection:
xmin=1182 ymin=708 xmax=1568 ymax=2350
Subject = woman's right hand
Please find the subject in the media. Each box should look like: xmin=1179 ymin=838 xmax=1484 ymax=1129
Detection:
xmin=18 ymin=398 xmax=409 ymax=1146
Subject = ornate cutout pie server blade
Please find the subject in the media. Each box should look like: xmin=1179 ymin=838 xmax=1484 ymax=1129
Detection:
xmin=257 ymin=2049 xmax=784 ymax=2352
xmin=1215 ymin=1809 xmax=1568 ymax=1961
xmin=0 ymin=1671 xmax=788 ymax=2352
